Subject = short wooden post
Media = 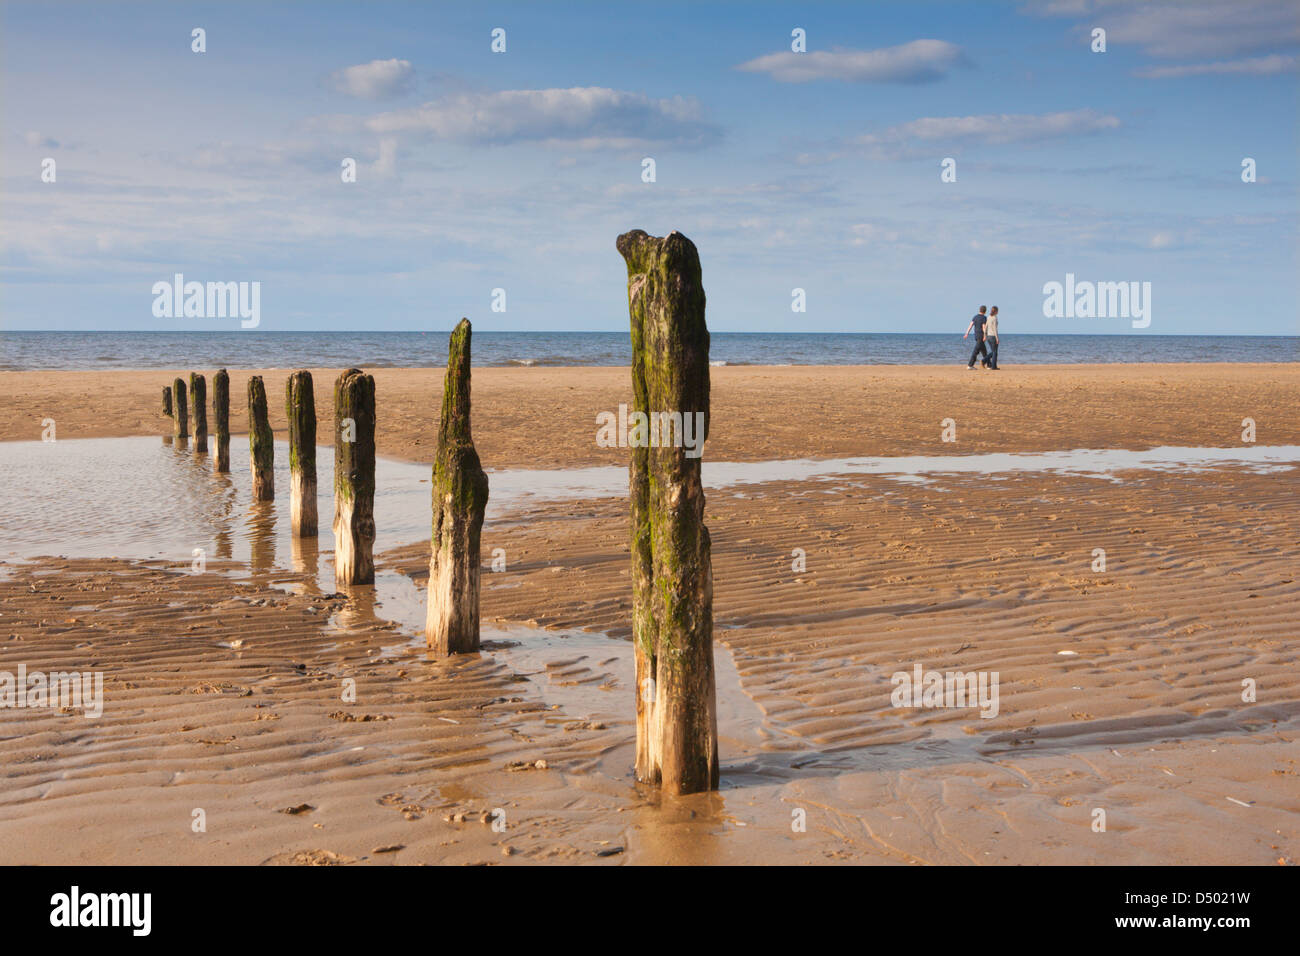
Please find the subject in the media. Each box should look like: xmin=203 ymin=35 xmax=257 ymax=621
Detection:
xmin=426 ymin=319 xmax=489 ymax=655
xmin=247 ymin=375 xmax=274 ymax=501
xmin=333 ymin=368 xmax=375 ymax=585
xmin=189 ymin=372 xmax=208 ymax=452
xmin=617 ymin=228 xmax=718 ymax=795
xmin=172 ymin=377 xmax=189 ymax=442
xmin=162 ymin=385 xmax=174 ymax=444
xmin=286 ymin=370 xmax=318 ymax=536
xmin=213 ymin=369 xmax=231 ymax=472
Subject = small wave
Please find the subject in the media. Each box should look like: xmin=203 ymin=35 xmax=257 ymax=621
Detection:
xmin=709 ymin=360 xmax=727 ymax=367
xmin=506 ymin=358 xmax=538 ymax=367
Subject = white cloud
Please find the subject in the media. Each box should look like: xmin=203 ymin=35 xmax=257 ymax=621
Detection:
xmin=334 ymin=87 xmax=719 ymax=149
xmin=1136 ymin=54 xmax=1298 ymax=78
xmin=856 ymin=108 xmax=1121 ymax=154
xmin=328 ymin=58 xmax=415 ymax=99
xmin=850 ymin=222 xmax=907 ymax=246
xmin=735 ymin=39 xmax=967 ymax=83
xmin=1024 ymin=0 xmax=1300 ymax=59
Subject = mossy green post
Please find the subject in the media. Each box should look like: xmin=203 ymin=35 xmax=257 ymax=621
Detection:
xmin=247 ymin=375 xmax=274 ymax=501
xmin=286 ymin=370 xmax=318 ymax=536
xmin=189 ymin=372 xmax=208 ymax=453
xmin=426 ymin=319 xmax=489 ymax=655
xmin=333 ymin=368 xmax=376 ymax=585
xmin=213 ymin=369 xmax=231 ymax=472
xmin=172 ymin=377 xmax=189 ymax=442
xmin=617 ymin=229 xmax=718 ymax=795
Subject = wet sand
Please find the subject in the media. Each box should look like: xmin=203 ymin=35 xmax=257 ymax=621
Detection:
xmin=3 ymin=363 xmax=1298 ymax=468
xmin=0 ymin=364 xmax=1297 ymax=864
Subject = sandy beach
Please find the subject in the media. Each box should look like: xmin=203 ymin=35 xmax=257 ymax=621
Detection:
xmin=4 ymin=363 xmax=1298 ymax=467
xmin=1 ymin=363 xmax=1297 ymax=865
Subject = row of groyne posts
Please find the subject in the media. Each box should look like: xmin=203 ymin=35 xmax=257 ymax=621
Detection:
xmin=158 ymin=231 xmax=719 ymax=795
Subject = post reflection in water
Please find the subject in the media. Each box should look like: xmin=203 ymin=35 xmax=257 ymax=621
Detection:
xmin=246 ymin=501 xmax=276 ymax=575
xmin=630 ymin=792 xmax=731 ymax=865
xmin=212 ymin=471 xmax=236 ymax=560
xmin=290 ymin=534 xmax=321 ymax=585
xmin=333 ymin=582 xmax=383 ymax=632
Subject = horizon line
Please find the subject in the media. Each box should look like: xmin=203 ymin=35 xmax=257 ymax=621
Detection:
xmin=3 ymin=329 xmax=1297 ymax=339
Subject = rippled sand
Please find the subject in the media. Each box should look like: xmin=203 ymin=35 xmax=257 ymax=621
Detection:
xmin=0 ymin=363 xmax=1296 ymax=864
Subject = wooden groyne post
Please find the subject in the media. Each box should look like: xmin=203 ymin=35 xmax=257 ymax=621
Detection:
xmin=286 ymin=370 xmax=318 ymax=536
xmin=213 ymin=369 xmax=231 ymax=472
xmin=162 ymin=385 xmax=174 ymax=444
xmin=190 ymin=372 xmax=208 ymax=452
xmin=617 ymin=228 xmax=718 ymax=795
xmin=247 ymin=375 xmax=274 ymax=500
xmin=172 ymin=377 xmax=189 ymax=442
xmin=426 ymin=319 xmax=489 ymax=655
xmin=333 ymin=368 xmax=376 ymax=585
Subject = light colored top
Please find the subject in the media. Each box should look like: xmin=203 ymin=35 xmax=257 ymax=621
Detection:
xmin=986 ymin=314 xmax=999 ymax=338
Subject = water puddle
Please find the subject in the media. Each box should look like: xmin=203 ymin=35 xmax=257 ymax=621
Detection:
xmin=379 ymin=622 xmax=795 ymax=767
xmin=4 ymin=437 xmax=1294 ymax=568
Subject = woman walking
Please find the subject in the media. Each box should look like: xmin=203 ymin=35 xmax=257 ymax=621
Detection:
xmin=985 ymin=306 xmax=1001 ymax=370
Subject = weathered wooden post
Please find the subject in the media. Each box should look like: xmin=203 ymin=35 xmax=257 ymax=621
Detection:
xmin=172 ymin=377 xmax=189 ymax=442
xmin=247 ymin=375 xmax=274 ymax=501
xmin=333 ymin=368 xmax=376 ymax=585
xmin=286 ymin=371 xmax=318 ymax=536
xmin=213 ymin=369 xmax=231 ymax=472
xmin=426 ymin=319 xmax=489 ymax=655
xmin=162 ymin=385 xmax=174 ymax=444
xmin=189 ymin=372 xmax=208 ymax=452
xmin=617 ymin=229 xmax=718 ymax=795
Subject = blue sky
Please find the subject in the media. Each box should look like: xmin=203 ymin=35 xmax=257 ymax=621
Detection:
xmin=2 ymin=0 xmax=1296 ymax=334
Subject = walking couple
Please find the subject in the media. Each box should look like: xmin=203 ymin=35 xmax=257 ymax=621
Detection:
xmin=964 ymin=305 xmax=1000 ymax=370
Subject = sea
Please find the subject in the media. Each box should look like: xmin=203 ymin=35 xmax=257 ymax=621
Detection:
xmin=0 ymin=331 xmax=1295 ymax=371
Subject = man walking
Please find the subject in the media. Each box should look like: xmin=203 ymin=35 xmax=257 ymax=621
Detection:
xmin=964 ymin=305 xmax=989 ymax=369
xmin=985 ymin=306 xmax=1000 ymax=370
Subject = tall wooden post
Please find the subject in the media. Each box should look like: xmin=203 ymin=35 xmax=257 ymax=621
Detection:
xmin=247 ymin=375 xmax=274 ymax=501
xmin=426 ymin=319 xmax=489 ymax=655
xmin=286 ymin=370 xmax=318 ymax=536
xmin=333 ymin=368 xmax=375 ymax=585
xmin=617 ymin=229 xmax=718 ymax=795
xmin=172 ymin=377 xmax=189 ymax=442
xmin=213 ymin=369 xmax=231 ymax=472
xmin=189 ymin=373 xmax=208 ymax=452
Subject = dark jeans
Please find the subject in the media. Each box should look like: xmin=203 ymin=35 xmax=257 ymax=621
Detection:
xmin=968 ymin=337 xmax=988 ymax=367
xmin=986 ymin=336 xmax=999 ymax=369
